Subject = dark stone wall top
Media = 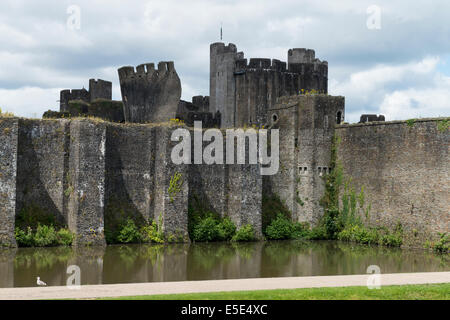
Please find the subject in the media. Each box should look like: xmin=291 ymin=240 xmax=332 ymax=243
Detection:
xmin=336 ymin=117 xmax=449 ymax=128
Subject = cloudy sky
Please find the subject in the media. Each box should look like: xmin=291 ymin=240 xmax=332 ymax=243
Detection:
xmin=0 ymin=0 xmax=449 ymax=122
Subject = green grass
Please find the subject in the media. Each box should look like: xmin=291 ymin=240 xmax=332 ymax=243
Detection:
xmin=100 ymin=283 xmax=450 ymax=300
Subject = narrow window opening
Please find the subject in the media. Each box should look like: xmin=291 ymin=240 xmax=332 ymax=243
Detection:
xmin=336 ymin=111 xmax=342 ymax=124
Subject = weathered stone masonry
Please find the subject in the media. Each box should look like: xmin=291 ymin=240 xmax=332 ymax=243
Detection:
xmin=265 ymin=95 xmax=345 ymax=225
xmin=335 ymin=119 xmax=450 ymax=245
xmin=0 ymin=119 xmax=262 ymax=246
xmin=0 ymin=119 xmax=19 ymax=247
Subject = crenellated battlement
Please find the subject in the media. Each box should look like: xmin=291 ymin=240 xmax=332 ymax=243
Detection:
xmin=234 ymin=57 xmax=327 ymax=76
xmin=192 ymin=95 xmax=210 ymax=112
xmin=118 ymin=61 xmax=181 ymax=123
xmin=288 ymin=48 xmax=316 ymax=63
xmin=235 ymin=58 xmax=288 ymax=72
xmin=118 ymin=61 xmax=176 ymax=82
xmin=210 ymin=42 xmax=237 ymax=54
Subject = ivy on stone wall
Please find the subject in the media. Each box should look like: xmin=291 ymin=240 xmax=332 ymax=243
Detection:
xmin=316 ymin=134 xmax=403 ymax=247
xmin=437 ymin=119 xmax=449 ymax=133
xmin=168 ymin=172 xmax=183 ymax=202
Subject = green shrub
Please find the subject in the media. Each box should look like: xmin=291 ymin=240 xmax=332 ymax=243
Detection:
xmin=265 ymin=214 xmax=294 ymax=240
xmin=262 ymin=195 xmax=291 ymax=232
xmin=117 ymin=218 xmax=142 ymax=244
xmin=192 ymin=217 xmax=220 ymax=242
xmin=338 ymin=224 xmax=378 ymax=245
xmin=426 ymin=233 xmax=449 ymax=253
xmin=231 ymin=224 xmax=255 ymax=242
xmin=338 ymin=223 xmax=403 ymax=247
xmin=188 ymin=203 xmax=238 ymax=242
xmin=291 ymin=222 xmax=311 ymax=239
xmin=140 ymin=221 xmax=164 ymax=244
xmin=33 ymin=224 xmax=58 ymax=247
xmin=56 ymin=228 xmax=74 ymax=246
xmin=379 ymin=233 xmax=403 ymax=247
xmin=217 ymin=217 xmax=237 ymax=241
xmin=104 ymin=198 xmax=146 ymax=244
xmin=308 ymin=225 xmax=327 ymax=240
xmin=15 ymin=225 xmax=73 ymax=247
xmin=15 ymin=227 xmax=34 ymax=247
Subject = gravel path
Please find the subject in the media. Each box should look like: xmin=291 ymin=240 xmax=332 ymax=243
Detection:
xmin=0 ymin=272 xmax=449 ymax=300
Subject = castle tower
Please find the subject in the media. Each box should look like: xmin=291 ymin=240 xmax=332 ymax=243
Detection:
xmin=266 ymin=94 xmax=345 ymax=225
xmin=89 ymin=79 xmax=112 ymax=102
xmin=209 ymin=42 xmax=242 ymax=128
xmin=60 ymin=89 xmax=89 ymax=112
xmin=118 ymin=62 xmax=181 ymax=123
xmin=287 ymin=48 xmax=316 ymax=64
xmin=287 ymin=48 xmax=328 ymax=93
xmin=209 ymin=43 xmax=328 ymax=128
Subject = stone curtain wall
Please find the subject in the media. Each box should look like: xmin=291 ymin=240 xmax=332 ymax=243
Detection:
xmin=187 ymin=129 xmax=263 ymax=239
xmin=0 ymin=119 xmax=263 ymax=246
xmin=16 ymin=119 xmax=70 ymax=225
xmin=336 ymin=119 xmax=450 ymax=245
xmin=0 ymin=119 xmax=19 ymax=247
xmin=67 ymin=120 xmax=106 ymax=246
xmin=105 ymin=123 xmax=156 ymax=224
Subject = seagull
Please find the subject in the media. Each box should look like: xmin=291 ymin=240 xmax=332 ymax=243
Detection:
xmin=36 ymin=277 xmax=47 ymax=286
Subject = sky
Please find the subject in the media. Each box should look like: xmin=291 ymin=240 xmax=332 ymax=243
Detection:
xmin=0 ymin=0 xmax=449 ymax=123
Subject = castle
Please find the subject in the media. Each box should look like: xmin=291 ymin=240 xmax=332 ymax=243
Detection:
xmin=0 ymin=42 xmax=448 ymax=248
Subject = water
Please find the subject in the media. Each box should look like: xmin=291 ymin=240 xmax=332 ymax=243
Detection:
xmin=0 ymin=240 xmax=448 ymax=288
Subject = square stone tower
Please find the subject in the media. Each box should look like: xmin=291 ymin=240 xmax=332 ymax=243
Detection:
xmin=266 ymin=94 xmax=345 ymax=225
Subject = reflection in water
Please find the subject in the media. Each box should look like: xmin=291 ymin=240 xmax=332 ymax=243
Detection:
xmin=0 ymin=240 xmax=448 ymax=288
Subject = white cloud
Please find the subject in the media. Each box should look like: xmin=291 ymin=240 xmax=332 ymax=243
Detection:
xmin=0 ymin=0 xmax=449 ymax=119
xmin=380 ymin=75 xmax=450 ymax=120
xmin=0 ymin=87 xmax=60 ymax=117
xmin=330 ymin=56 xmax=450 ymax=122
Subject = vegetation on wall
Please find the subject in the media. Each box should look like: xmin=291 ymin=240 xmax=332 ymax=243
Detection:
xmin=168 ymin=172 xmax=183 ymax=202
xmin=314 ymin=134 xmax=404 ymax=247
xmin=436 ymin=118 xmax=449 ymax=133
xmin=406 ymin=118 xmax=416 ymax=128
xmin=0 ymin=107 xmax=15 ymax=118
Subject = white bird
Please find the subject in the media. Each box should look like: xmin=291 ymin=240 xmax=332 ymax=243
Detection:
xmin=36 ymin=277 xmax=47 ymax=286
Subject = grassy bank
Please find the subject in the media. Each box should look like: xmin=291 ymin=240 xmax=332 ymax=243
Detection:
xmin=101 ymin=283 xmax=450 ymax=300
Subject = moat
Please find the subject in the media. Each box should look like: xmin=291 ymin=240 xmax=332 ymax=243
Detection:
xmin=0 ymin=241 xmax=448 ymax=288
